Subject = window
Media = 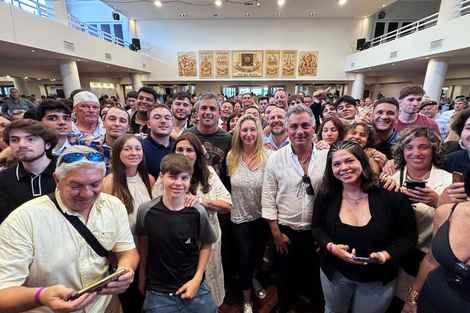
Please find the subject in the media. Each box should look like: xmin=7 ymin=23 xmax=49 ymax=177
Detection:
xmin=373 ymin=20 xmax=415 ymax=39
xmin=3 ymin=0 xmax=48 ymax=17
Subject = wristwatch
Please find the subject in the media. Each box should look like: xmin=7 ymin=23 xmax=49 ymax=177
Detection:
xmin=407 ymin=286 xmax=419 ymax=304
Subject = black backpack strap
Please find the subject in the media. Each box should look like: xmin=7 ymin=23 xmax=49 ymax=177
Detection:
xmin=47 ymin=192 xmax=109 ymax=258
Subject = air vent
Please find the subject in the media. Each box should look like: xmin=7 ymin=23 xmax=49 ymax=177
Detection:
xmin=350 ymin=62 xmax=355 ymax=69
xmin=390 ymin=51 xmax=398 ymax=59
xmin=142 ymin=63 xmax=147 ymax=70
xmin=63 ymin=41 xmax=75 ymax=52
xmin=430 ymin=39 xmax=443 ymax=50
xmin=105 ymin=53 xmax=112 ymax=61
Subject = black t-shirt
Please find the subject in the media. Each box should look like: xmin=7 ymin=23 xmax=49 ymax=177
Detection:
xmin=135 ymin=196 xmax=216 ymax=293
xmin=184 ymin=126 xmax=232 ymax=190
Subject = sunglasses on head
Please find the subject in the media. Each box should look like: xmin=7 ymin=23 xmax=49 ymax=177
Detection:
xmin=58 ymin=152 xmax=104 ymax=166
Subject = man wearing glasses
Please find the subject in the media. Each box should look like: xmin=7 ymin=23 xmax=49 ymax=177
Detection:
xmin=262 ymin=105 xmax=326 ymax=313
xmin=0 ymin=145 xmax=138 ymax=312
xmin=142 ymin=104 xmax=174 ymax=179
xmin=0 ymin=119 xmax=58 ymax=224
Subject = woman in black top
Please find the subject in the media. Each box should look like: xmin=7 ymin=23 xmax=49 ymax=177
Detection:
xmin=312 ymin=141 xmax=418 ymax=313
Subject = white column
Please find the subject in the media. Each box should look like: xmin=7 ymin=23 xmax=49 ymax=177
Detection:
xmin=59 ymin=60 xmax=81 ymax=99
xmin=12 ymin=77 xmax=29 ymax=95
xmin=131 ymin=73 xmax=143 ymax=91
xmin=423 ymin=58 xmax=448 ymax=102
xmin=351 ymin=73 xmax=365 ymax=99
xmin=437 ymin=0 xmax=461 ymax=24
xmin=49 ymin=0 xmax=69 ymax=25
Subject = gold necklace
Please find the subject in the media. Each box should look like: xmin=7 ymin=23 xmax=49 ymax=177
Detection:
xmin=343 ymin=192 xmax=368 ymax=205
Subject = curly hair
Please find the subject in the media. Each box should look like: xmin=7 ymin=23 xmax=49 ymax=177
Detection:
xmin=342 ymin=122 xmax=378 ymax=149
xmin=171 ymin=132 xmax=211 ymax=195
xmin=391 ymin=126 xmax=446 ymax=169
xmin=321 ymin=141 xmax=379 ymax=198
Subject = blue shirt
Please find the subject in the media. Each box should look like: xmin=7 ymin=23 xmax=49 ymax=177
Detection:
xmin=142 ymin=135 xmax=174 ymax=178
xmin=433 ymin=113 xmax=450 ymax=139
xmin=263 ymin=133 xmax=290 ymax=150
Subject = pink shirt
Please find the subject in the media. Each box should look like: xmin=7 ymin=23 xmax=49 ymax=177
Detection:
xmin=396 ymin=114 xmax=440 ymax=133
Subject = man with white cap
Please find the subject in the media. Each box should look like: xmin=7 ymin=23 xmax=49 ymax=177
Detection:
xmin=72 ymin=91 xmax=106 ymax=136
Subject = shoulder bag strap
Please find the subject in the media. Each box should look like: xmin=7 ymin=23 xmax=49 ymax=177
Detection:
xmin=47 ymin=192 xmax=109 ymax=257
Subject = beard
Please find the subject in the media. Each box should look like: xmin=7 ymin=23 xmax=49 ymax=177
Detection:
xmin=16 ymin=149 xmax=46 ymax=163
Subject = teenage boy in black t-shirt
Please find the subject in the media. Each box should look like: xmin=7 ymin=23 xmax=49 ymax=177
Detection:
xmin=136 ymin=153 xmax=217 ymax=312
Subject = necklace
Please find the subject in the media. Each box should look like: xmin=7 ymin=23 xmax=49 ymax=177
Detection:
xmin=343 ymin=192 xmax=368 ymax=205
xmin=243 ymin=152 xmax=256 ymax=168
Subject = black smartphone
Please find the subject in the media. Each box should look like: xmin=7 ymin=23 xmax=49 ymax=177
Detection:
xmin=406 ymin=180 xmax=426 ymax=190
xmin=352 ymin=256 xmax=370 ymax=261
xmin=66 ymin=268 xmax=126 ymax=301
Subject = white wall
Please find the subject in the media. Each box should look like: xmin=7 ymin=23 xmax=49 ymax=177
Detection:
xmin=137 ymin=18 xmax=364 ymax=83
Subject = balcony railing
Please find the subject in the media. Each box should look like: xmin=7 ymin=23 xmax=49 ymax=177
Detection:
xmin=68 ymin=14 xmax=132 ymax=50
xmin=460 ymin=0 xmax=470 ymax=16
xmin=369 ymin=13 xmax=439 ymax=48
xmin=2 ymin=0 xmax=48 ymax=18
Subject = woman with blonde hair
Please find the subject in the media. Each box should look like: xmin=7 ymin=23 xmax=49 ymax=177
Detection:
xmin=227 ymin=114 xmax=272 ymax=313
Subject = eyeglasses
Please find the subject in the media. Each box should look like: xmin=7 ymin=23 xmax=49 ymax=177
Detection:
xmin=58 ymin=152 xmax=104 ymax=166
xmin=151 ymin=114 xmax=173 ymax=121
xmin=297 ymin=174 xmax=314 ymax=197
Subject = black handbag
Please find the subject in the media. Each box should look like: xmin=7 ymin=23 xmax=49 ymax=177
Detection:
xmin=47 ymin=192 xmax=118 ymax=272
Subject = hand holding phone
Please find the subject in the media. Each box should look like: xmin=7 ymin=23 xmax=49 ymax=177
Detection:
xmin=352 ymin=256 xmax=370 ymax=261
xmin=406 ymin=180 xmax=426 ymax=190
xmin=66 ymin=269 xmax=126 ymax=301
xmin=453 ymin=171 xmax=464 ymax=183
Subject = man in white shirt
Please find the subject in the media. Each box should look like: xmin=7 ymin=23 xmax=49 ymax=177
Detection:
xmin=72 ymin=91 xmax=106 ymax=136
xmin=0 ymin=145 xmax=139 ymax=312
xmin=262 ymin=105 xmax=326 ymax=313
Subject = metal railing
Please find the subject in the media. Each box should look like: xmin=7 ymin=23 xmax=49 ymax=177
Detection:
xmin=460 ymin=0 xmax=470 ymax=16
xmin=68 ymin=14 xmax=132 ymax=50
xmin=2 ymin=0 xmax=48 ymax=18
xmin=369 ymin=13 xmax=439 ymax=48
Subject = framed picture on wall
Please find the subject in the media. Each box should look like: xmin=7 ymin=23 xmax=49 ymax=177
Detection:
xmin=298 ymin=51 xmax=318 ymax=76
xmin=177 ymin=52 xmax=197 ymax=77
xmin=232 ymin=50 xmax=263 ymax=78
xmin=281 ymin=50 xmax=297 ymax=78
xmin=215 ymin=50 xmax=230 ymax=79
xmin=265 ymin=50 xmax=280 ymax=78
xmin=199 ymin=50 xmax=214 ymax=79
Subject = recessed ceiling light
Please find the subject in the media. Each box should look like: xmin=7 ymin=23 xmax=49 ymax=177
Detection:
xmin=309 ymin=13 xmax=317 ymax=16
xmin=278 ymin=0 xmax=285 ymax=6
xmin=214 ymin=14 xmax=218 ymax=16
xmin=6 ymin=75 xmax=10 ymax=78
xmin=339 ymin=0 xmax=347 ymax=4
xmin=107 ymin=65 xmax=110 ymax=67
xmin=180 ymin=13 xmax=188 ymax=17
xmin=215 ymin=0 xmax=222 ymax=6
xmin=245 ymin=13 xmax=250 ymax=16
xmin=25 ymin=77 xmax=28 ymax=79
xmin=278 ymin=13 xmax=282 ymax=16
xmin=31 ymin=49 xmax=35 ymax=53
xmin=382 ymin=4 xmax=386 ymax=7
xmin=154 ymin=0 xmax=162 ymax=7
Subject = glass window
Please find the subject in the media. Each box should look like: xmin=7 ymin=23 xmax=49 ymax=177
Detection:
xmin=101 ymin=24 xmax=112 ymax=42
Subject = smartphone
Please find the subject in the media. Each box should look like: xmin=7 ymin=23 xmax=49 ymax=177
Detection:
xmin=406 ymin=180 xmax=426 ymax=190
xmin=352 ymin=256 xmax=370 ymax=261
xmin=453 ymin=171 xmax=464 ymax=183
xmin=66 ymin=268 xmax=126 ymax=301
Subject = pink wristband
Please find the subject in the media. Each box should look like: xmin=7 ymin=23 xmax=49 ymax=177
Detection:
xmin=35 ymin=287 xmax=45 ymax=306
xmin=329 ymin=244 xmax=335 ymax=254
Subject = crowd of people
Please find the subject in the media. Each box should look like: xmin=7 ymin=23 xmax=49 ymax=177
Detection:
xmin=0 ymin=84 xmax=469 ymax=313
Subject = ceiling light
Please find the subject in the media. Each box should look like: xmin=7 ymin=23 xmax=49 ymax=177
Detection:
xmin=278 ymin=13 xmax=282 ymax=16
xmin=24 ymin=77 xmax=28 ymax=79
xmin=6 ymin=75 xmax=10 ymax=78
xmin=245 ymin=13 xmax=250 ymax=16
xmin=154 ymin=1 xmax=162 ymax=7
xmin=278 ymin=0 xmax=285 ymax=6
xmin=180 ymin=13 xmax=188 ymax=17
xmin=309 ymin=13 xmax=317 ymax=16
xmin=339 ymin=0 xmax=347 ymax=4
xmin=31 ymin=49 xmax=35 ymax=53
xmin=256 ymin=0 xmax=260 ymax=7
xmin=215 ymin=0 xmax=222 ymax=6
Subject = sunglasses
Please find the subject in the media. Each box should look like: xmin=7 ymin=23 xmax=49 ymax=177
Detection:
xmin=297 ymin=174 xmax=314 ymax=197
xmin=58 ymin=152 xmax=104 ymax=166
xmin=448 ymin=261 xmax=470 ymax=290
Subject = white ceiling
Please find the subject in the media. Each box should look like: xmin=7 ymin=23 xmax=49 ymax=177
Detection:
xmin=102 ymin=0 xmax=397 ymax=21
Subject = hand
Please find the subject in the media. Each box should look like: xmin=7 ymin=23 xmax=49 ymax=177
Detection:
xmin=263 ymin=125 xmax=271 ymax=137
xmin=368 ymin=149 xmax=388 ymax=168
xmin=265 ymin=143 xmax=276 ymax=151
xmin=401 ymin=299 xmax=418 ymax=313
xmin=405 ymin=186 xmax=439 ymax=207
xmin=184 ymin=193 xmax=198 ymax=207
xmin=366 ymin=251 xmax=388 ymax=264
xmin=382 ymin=159 xmax=398 ymax=176
xmin=273 ymin=232 xmax=291 ymax=254
xmin=314 ymin=140 xmax=330 ymax=151
xmin=40 ymin=285 xmax=98 ymax=313
xmin=176 ymin=278 xmax=201 ymax=299
xmin=380 ymin=176 xmax=400 ymax=192
xmin=355 ymin=114 xmax=371 ymax=125
xmin=436 ymin=182 xmax=467 ymax=206
xmin=100 ymin=267 xmax=134 ymax=295
xmin=331 ymin=245 xmax=367 ymax=265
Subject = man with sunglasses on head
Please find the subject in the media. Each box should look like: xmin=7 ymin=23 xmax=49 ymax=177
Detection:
xmin=0 ymin=119 xmax=58 ymax=224
xmin=0 ymin=145 xmax=138 ymax=312
xmin=262 ymin=105 xmax=326 ymax=313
